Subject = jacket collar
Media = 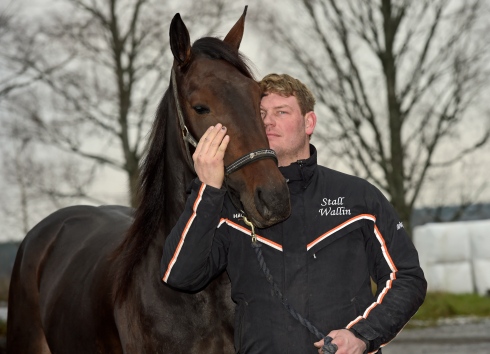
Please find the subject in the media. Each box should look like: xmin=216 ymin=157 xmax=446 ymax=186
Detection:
xmin=279 ymin=144 xmax=317 ymax=190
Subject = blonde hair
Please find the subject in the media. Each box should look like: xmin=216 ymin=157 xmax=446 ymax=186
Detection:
xmin=259 ymin=73 xmax=315 ymax=115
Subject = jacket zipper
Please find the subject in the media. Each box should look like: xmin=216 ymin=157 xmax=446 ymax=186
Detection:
xmin=297 ymin=159 xmax=307 ymax=190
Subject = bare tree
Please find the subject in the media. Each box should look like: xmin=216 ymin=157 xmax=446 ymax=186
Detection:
xmin=0 ymin=2 xmax=73 ymax=241
xmin=0 ymin=0 xmax=247 ymax=241
xmin=254 ymin=0 xmax=490 ymax=235
xmin=0 ymin=110 xmax=105 ymax=240
xmin=0 ymin=3 xmax=58 ymax=100
xmin=7 ymin=0 xmax=243 ymax=208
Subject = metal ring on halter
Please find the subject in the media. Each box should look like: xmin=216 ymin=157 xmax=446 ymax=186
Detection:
xmin=182 ymin=126 xmax=198 ymax=148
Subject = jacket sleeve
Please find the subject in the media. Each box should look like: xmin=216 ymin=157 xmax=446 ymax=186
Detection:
xmin=160 ymin=179 xmax=229 ymax=291
xmin=348 ymin=186 xmax=427 ymax=353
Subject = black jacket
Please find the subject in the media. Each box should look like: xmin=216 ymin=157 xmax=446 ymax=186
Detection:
xmin=161 ymin=145 xmax=427 ymax=354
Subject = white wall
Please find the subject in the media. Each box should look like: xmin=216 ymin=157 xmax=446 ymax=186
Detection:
xmin=413 ymin=220 xmax=490 ymax=295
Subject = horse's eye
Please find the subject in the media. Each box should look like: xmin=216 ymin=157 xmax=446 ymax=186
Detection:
xmin=193 ymin=105 xmax=210 ymax=115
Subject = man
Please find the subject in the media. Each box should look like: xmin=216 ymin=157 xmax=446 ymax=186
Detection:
xmin=161 ymin=73 xmax=427 ymax=353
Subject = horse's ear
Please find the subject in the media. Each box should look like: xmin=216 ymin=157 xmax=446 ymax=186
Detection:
xmin=170 ymin=13 xmax=191 ymax=67
xmin=223 ymin=6 xmax=247 ymax=51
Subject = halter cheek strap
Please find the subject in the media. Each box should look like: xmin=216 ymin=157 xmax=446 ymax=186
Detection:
xmin=171 ymin=69 xmax=197 ymax=172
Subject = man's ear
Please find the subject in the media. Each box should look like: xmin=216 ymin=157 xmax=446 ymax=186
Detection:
xmin=305 ymin=111 xmax=317 ymax=136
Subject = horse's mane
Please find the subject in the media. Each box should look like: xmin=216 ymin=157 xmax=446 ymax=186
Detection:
xmin=192 ymin=37 xmax=254 ymax=79
xmin=112 ymin=37 xmax=254 ymax=303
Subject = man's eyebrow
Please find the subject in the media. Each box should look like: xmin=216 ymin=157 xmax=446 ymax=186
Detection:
xmin=260 ymin=104 xmax=292 ymax=110
xmin=275 ymin=105 xmax=292 ymax=110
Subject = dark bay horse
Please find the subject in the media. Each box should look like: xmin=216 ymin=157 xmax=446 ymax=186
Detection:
xmin=7 ymin=8 xmax=291 ymax=353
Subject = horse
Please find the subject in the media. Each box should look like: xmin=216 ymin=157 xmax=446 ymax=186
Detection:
xmin=6 ymin=7 xmax=291 ymax=353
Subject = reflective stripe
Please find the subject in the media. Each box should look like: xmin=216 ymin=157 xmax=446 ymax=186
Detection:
xmin=220 ymin=218 xmax=283 ymax=252
xmin=345 ymin=223 xmax=399 ymax=351
xmin=307 ymin=214 xmax=376 ymax=251
xmin=163 ymin=183 xmax=206 ymax=282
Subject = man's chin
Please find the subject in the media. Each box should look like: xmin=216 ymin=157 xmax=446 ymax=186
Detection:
xmin=269 ymin=145 xmax=279 ymax=154
xmin=267 ymin=140 xmax=279 ymax=150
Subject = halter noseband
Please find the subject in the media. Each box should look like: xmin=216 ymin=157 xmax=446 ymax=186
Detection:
xmin=171 ymin=68 xmax=278 ymax=176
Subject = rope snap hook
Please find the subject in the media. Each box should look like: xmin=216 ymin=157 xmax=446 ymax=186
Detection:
xmin=242 ymin=216 xmax=257 ymax=243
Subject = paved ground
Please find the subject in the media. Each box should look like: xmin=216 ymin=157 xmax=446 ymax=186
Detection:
xmin=1 ymin=310 xmax=489 ymax=353
xmin=382 ymin=317 xmax=490 ymax=354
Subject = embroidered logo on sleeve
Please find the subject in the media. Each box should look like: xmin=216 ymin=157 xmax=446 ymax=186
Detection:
xmin=396 ymin=221 xmax=404 ymax=230
xmin=318 ymin=197 xmax=351 ymax=216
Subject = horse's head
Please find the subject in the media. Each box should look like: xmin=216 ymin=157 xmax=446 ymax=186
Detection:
xmin=169 ymin=7 xmax=291 ymax=228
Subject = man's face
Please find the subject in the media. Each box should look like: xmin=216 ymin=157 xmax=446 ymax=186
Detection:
xmin=260 ymin=93 xmax=315 ymax=167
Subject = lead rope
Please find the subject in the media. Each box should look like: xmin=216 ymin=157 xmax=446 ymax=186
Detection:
xmin=241 ymin=216 xmax=338 ymax=354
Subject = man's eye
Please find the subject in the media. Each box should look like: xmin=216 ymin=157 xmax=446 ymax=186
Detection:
xmin=193 ymin=105 xmax=210 ymax=115
xmin=260 ymin=111 xmax=266 ymax=118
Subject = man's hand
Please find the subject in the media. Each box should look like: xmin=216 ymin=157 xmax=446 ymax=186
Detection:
xmin=193 ymin=124 xmax=229 ymax=189
xmin=314 ymin=329 xmax=367 ymax=354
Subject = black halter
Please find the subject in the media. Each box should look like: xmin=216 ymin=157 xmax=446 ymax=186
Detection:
xmin=171 ymin=68 xmax=278 ymax=176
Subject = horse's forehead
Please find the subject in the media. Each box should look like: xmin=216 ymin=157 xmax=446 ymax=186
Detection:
xmin=186 ymin=59 xmax=252 ymax=87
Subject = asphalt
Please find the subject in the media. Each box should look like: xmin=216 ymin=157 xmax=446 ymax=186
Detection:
xmin=382 ymin=317 xmax=490 ymax=354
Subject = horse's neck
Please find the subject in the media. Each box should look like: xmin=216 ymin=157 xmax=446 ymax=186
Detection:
xmin=130 ymin=111 xmax=194 ymax=288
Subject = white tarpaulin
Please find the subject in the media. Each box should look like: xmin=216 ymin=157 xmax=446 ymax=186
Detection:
xmin=413 ymin=219 xmax=490 ymax=296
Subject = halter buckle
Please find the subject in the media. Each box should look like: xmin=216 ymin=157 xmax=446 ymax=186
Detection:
xmin=181 ymin=126 xmax=197 ymax=148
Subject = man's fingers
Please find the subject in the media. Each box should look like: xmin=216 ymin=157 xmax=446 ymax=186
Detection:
xmin=215 ymin=134 xmax=230 ymax=158
xmin=193 ymin=124 xmax=229 ymax=166
xmin=191 ymin=124 xmax=229 ymax=189
xmin=195 ymin=125 xmax=215 ymax=154
xmin=206 ymin=124 xmax=227 ymax=155
xmin=194 ymin=126 xmax=213 ymax=157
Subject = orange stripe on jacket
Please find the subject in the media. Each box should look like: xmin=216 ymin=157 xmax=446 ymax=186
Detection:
xmin=219 ymin=218 xmax=283 ymax=252
xmin=306 ymin=214 xmax=376 ymax=251
xmin=163 ymin=183 xmax=206 ymax=282
xmin=345 ymin=223 xmax=399 ymax=352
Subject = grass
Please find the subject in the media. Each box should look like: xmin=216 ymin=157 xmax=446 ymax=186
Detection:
xmin=408 ymin=292 xmax=490 ymax=327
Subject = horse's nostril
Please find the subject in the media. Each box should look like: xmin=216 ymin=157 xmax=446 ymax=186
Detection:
xmin=254 ymin=186 xmax=288 ymax=222
xmin=256 ymin=189 xmax=272 ymax=219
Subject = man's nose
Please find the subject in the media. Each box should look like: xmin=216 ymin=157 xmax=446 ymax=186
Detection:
xmin=263 ymin=112 xmax=274 ymax=127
